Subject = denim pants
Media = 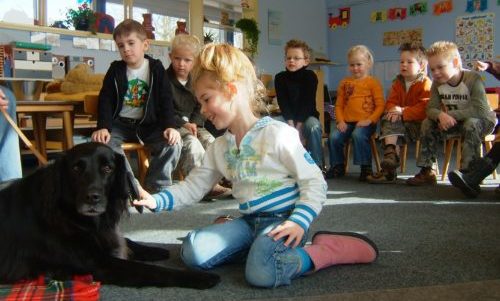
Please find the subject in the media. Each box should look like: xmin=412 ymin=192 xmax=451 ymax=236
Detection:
xmin=181 ymin=213 xmax=309 ymax=288
xmin=328 ymin=122 xmax=376 ymax=166
xmin=108 ymin=119 xmax=182 ymax=191
xmin=274 ymin=116 xmax=324 ymax=168
xmin=0 ymin=86 xmax=22 ymax=182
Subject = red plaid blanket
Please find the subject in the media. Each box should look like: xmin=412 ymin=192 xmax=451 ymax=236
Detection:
xmin=0 ymin=275 xmax=100 ymax=301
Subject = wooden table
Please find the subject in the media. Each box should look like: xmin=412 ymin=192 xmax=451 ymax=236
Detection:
xmin=16 ymin=100 xmax=79 ymax=163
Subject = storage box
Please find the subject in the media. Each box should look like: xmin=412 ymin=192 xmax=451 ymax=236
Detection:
xmin=0 ymin=45 xmax=53 ymax=79
xmin=66 ymin=56 xmax=95 ymax=73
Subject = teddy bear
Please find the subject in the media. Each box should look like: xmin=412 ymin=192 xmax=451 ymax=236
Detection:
xmin=58 ymin=63 xmax=104 ymax=94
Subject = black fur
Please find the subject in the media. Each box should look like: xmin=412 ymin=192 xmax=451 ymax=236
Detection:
xmin=0 ymin=142 xmax=219 ymax=289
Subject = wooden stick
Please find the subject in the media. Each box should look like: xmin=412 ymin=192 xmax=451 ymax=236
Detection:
xmin=1 ymin=107 xmax=48 ymax=165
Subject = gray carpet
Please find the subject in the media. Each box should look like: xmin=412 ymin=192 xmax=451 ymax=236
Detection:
xmin=99 ymin=148 xmax=500 ymax=300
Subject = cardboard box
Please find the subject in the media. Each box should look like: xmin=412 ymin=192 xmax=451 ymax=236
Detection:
xmin=66 ymin=56 xmax=95 ymax=73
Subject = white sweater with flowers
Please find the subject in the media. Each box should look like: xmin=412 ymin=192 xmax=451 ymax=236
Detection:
xmin=152 ymin=117 xmax=327 ymax=231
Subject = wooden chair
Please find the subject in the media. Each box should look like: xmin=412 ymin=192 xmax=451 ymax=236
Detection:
xmin=83 ymin=94 xmax=150 ymax=186
xmin=440 ymin=93 xmax=498 ymax=180
xmin=399 ymin=139 xmax=420 ymax=173
xmin=344 ymin=133 xmax=381 ymax=173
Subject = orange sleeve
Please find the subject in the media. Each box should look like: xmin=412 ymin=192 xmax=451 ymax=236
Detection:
xmin=385 ymin=80 xmax=402 ymax=112
xmin=335 ymin=79 xmax=346 ymax=123
xmin=402 ymin=78 xmax=432 ymax=121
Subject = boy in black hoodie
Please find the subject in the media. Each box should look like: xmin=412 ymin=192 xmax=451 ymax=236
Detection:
xmin=274 ymin=39 xmax=323 ymax=170
xmin=91 ymin=19 xmax=181 ymax=192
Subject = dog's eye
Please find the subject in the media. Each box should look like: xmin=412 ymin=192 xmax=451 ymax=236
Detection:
xmin=102 ymin=165 xmax=113 ymax=173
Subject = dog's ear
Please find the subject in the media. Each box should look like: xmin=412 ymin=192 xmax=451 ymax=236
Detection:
xmin=110 ymin=153 xmax=130 ymax=213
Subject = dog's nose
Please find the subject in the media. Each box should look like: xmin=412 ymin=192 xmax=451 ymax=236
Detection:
xmin=87 ymin=192 xmax=101 ymax=204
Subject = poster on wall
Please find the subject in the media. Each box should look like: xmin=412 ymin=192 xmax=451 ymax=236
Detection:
xmin=383 ymin=28 xmax=423 ymax=46
xmin=455 ymin=13 xmax=494 ymax=69
xmin=268 ymin=10 xmax=283 ymax=45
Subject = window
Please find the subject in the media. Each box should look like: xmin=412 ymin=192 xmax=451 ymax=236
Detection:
xmin=0 ymin=0 xmax=37 ymax=25
xmin=47 ymin=0 xmax=83 ymax=28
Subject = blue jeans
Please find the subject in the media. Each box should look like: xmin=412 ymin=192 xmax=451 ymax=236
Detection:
xmin=107 ymin=119 xmax=182 ymax=191
xmin=274 ymin=116 xmax=323 ymax=167
xmin=181 ymin=214 xmax=308 ymax=288
xmin=0 ymin=86 xmax=22 ymax=182
xmin=328 ymin=122 xmax=375 ymax=166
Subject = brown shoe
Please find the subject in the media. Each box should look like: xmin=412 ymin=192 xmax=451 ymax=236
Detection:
xmin=381 ymin=144 xmax=400 ymax=170
xmin=406 ymin=167 xmax=437 ymax=186
xmin=203 ymin=184 xmax=232 ymax=201
xmin=367 ymin=168 xmax=397 ymax=184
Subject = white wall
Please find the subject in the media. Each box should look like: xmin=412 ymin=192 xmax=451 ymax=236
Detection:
xmin=255 ymin=0 xmax=328 ymax=76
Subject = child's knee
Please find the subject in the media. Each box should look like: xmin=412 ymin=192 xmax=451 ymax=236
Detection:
xmin=180 ymin=231 xmax=210 ymax=269
xmin=245 ymin=237 xmax=277 ymax=287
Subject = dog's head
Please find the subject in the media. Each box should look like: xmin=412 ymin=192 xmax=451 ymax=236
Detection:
xmin=57 ymin=142 xmax=129 ymax=218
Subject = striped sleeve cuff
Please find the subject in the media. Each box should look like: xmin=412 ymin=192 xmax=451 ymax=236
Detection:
xmin=288 ymin=204 xmax=318 ymax=231
xmin=152 ymin=190 xmax=174 ymax=212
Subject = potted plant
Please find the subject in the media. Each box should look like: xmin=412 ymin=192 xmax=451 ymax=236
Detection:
xmin=203 ymin=31 xmax=216 ymax=44
xmin=235 ymin=18 xmax=260 ymax=58
xmin=65 ymin=3 xmax=96 ymax=32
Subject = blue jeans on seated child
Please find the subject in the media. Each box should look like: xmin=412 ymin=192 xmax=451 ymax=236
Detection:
xmin=328 ymin=122 xmax=376 ymax=166
xmin=274 ymin=116 xmax=323 ymax=168
xmin=181 ymin=213 xmax=308 ymax=288
xmin=108 ymin=118 xmax=182 ymax=191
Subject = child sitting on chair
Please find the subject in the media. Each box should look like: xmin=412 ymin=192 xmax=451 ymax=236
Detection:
xmin=326 ymin=45 xmax=385 ymax=181
xmin=367 ymin=42 xmax=431 ymax=184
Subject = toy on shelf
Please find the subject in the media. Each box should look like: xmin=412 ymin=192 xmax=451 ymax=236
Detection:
xmin=142 ymin=13 xmax=155 ymax=40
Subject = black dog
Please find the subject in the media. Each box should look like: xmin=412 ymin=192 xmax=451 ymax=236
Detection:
xmin=0 ymin=142 xmax=219 ymax=289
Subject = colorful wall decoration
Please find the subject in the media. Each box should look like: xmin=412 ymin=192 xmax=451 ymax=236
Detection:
xmin=328 ymin=7 xmax=351 ymax=29
xmin=383 ymin=28 xmax=423 ymax=46
xmin=433 ymin=0 xmax=453 ymax=16
xmin=409 ymin=1 xmax=428 ymax=16
xmin=388 ymin=7 xmax=407 ymax=20
xmin=465 ymin=0 xmax=488 ymax=12
xmin=456 ymin=13 xmax=494 ymax=69
xmin=370 ymin=10 xmax=387 ymax=22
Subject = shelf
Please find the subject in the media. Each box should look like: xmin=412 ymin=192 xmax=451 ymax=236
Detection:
xmin=204 ymin=22 xmax=241 ymax=33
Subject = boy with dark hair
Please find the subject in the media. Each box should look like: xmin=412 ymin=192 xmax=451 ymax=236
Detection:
xmin=92 ymin=19 xmax=181 ymax=192
xmin=367 ymin=42 xmax=431 ymax=183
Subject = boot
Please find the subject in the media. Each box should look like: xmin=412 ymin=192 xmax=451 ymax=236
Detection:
xmin=381 ymin=144 xmax=400 ymax=170
xmin=366 ymin=167 xmax=397 ymax=184
xmin=359 ymin=165 xmax=373 ymax=182
xmin=448 ymin=157 xmax=496 ymax=198
xmin=406 ymin=167 xmax=437 ymax=186
xmin=304 ymin=231 xmax=378 ymax=272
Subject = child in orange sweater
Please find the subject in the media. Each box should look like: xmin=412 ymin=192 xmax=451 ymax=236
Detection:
xmin=326 ymin=45 xmax=385 ymax=181
xmin=367 ymin=42 xmax=431 ymax=183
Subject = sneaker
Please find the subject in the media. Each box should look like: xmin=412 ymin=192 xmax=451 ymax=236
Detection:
xmin=359 ymin=165 xmax=373 ymax=182
xmin=406 ymin=167 xmax=437 ymax=186
xmin=381 ymin=144 xmax=400 ymax=170
xmin=326 ymin=164 xmax=345 ymax=179
xmin=366 ymin=169 xmax=397 ymax=184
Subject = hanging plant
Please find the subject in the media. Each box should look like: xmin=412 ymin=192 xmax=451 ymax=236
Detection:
xmin=235 ymin=18 xmax=260 ymax=58
xmin=65 ymin=3 xmax=96 ymax=32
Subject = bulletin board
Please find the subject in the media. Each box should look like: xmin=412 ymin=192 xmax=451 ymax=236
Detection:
xmin=455 ymin=13 xmax=495 ymax=69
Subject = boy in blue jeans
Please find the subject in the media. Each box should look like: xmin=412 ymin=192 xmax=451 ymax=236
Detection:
xmin=274 ymin=39 xmax=323 ymax=169
xmin=91 ymin=19 xmax=181 ymax=192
